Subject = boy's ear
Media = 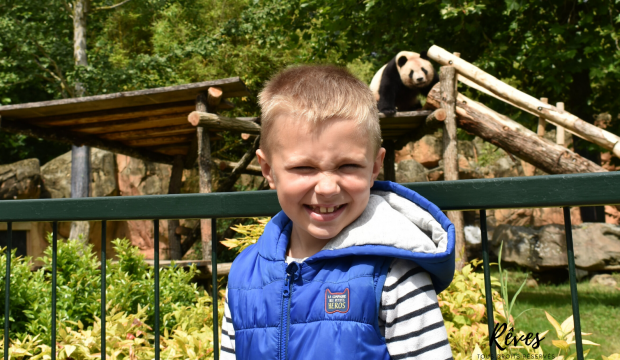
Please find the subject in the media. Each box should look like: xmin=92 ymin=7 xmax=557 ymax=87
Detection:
xmin=256 ymin=149 xmax=276 ymax=189
xmin=371 ymin=147 xmax=386 ymax=185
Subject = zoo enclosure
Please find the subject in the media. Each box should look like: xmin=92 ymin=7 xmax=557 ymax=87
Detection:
xmin=1 ymin=171 xmax=620 ymax=360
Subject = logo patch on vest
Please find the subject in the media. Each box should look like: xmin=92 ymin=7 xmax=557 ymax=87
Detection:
xmin=325 ymin=288 xmax=350 ymax=314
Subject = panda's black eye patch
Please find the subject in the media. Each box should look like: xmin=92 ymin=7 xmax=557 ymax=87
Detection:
xmin=409 ymin=70 xmax=414 ymax=79
xmin=398 ymin=56 xmax=408 ymax=67
xmin=422 ymin=67 xmax=428 ymax=75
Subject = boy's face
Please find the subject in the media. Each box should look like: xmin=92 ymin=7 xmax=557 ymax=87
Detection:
xmin=256 ymin=116 xmax=385 ymax=247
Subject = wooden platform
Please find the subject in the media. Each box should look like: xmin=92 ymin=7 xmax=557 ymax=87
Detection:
xmin=0 ymin=78 xmax=250 ymax=163
xmin=379 ymin=110 xmax=432 ymax=140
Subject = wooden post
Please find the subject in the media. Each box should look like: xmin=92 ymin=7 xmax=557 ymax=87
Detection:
xmin=197 ymin=87 xmax=222 ymax=261
xmin=167 ymin=155 xmax=184 ymax=260
xmin=439 ymin=66 xmax=466 ymax=270
xmin=556 ymin=102 xmax=566 ymax=147
xmin=537 ymin=98 xmax=548 ymax=136
xmin=383 ymin=140 xmax=396 ymax=182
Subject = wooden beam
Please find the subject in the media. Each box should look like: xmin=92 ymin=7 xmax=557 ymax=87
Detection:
xmin=426 ymin=85 xmax=606 ymax=174
xmin=556 ymin=102 xmax=566 ymax=147
xmin=168 ymin=155 xmax=184 ymax=260
xmin=0 ymin=116 xmax=175 ymax=164
xmin=99 ymin=125 xmax=195 ymax=141
xmin=439 ymin=66 xmax=466 ymax=271
xmin=216 ymin=136 xmax=261 ymax=192
xmin=537 ymin=98 xmax=548 ymax=136
xmin=188 ymin=111 xmax=261 ymax=134
xmin=25 ymin=101 xmax=195 ymax=127
xmin=383 ymin=140 xmax=396 ymax=182
xmin=148 ymin=144 xmax=189 ymax=156
xmin=213 ymin=158 xmax=263 ymax=176
xmin=122 ymin=134 xmax=193 ymax=148
xmin=67 ymin=112 xmax=189 ymax=134
xmin=427 ymin=45 xmax=620 ymax=158
xmin=197 ymin=92 xmax=214 ymax=262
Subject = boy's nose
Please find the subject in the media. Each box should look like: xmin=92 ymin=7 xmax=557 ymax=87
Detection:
xmin=314 ymin=173 xmax=340 ymax=197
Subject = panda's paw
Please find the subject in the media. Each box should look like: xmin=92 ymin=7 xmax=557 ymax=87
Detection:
xmin=380 ymin=108 xmax=397 ymax=117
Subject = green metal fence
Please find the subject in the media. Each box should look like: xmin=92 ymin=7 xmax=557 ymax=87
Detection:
xmin=2 ymin=171 xmax=620 ymax=360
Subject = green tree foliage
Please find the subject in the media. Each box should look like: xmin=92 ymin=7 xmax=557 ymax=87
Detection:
xmin=2 ymin=0 xmax=619 ymax=165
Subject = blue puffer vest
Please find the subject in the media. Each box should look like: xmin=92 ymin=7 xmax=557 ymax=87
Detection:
xmin=227 ymin=181 xmax=455 ymax=360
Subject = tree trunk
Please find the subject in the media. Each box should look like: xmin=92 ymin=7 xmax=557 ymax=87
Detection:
xmin=196 ymin=92 xmax=215 ymax=261
xmin=69 ymin=0 xmax=91 ymax=243
xmin=426 ymin=85 xmax=606 ymax=174
xmin=439 ymin=66 xmax=466 ymax=270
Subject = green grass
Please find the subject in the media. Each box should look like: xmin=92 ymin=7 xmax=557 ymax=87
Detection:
xmin=489 ymin=269 xmax=620 ymax=359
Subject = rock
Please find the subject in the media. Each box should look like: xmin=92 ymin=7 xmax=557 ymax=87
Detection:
xmin=605 ymin=205 xmax=620 ymax=225
xmin=526 ymin=278 xmax=538 ymax=288
xmin=572 ymin=223 xmax=620 ymax=271
xmin=40 ymin=148 xmax=118 ymax=198
xmin=590 ymin=274 xmax=617 ymax=287
xmin=0 ymin=159 xmax=41 ymax=200
xmin=395 ymin=133 xmax=443 ymax=168
xmin=395 ymin=159 xmax=427 ymax=183
xmin=492 ymin=207 xmax=582 ymax=227
xmin=490 ymin=223 xmax=620 ymax=272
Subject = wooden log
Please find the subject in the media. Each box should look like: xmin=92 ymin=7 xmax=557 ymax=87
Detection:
xmin=427 ymin=45 xmax=620 ymax=158
xmin=216 ymin=136 xmax=261 ymax=192
xmin=212 ymin=158 xmax=263 ymax=176
xmin=167 ymin=155 xmax=184 ymax=260
xmin=208 ymin=87 xmax=223 ymax=107
xmin=556 ymin=102 xmax=566 ymax=147
xmin=188 ymin=111 xmax=262 ymax=134
xmin=197 ymin=92 xmax=214 ymax=262
xmin=439 ymin=66 xmax=466 ymax=270
xmin=426 ymin=84 xmax=606 ymax=174
xmin=0 ymin=116 xmax=176 ymax=165
xmin=537 ymin=98 xmax=548 ymax=136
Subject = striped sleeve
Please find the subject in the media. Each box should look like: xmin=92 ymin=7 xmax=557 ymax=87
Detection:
xmin=379 ymin=258 xmax=454 ymax=360
xmin=220 ymin=287 xmax=236 ymax=359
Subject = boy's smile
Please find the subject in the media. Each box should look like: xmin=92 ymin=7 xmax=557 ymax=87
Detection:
xmin=256 ymin=116 xmax=385 ymax=258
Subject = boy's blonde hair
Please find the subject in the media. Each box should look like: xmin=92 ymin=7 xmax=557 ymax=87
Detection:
xmin=258 ymin=65 xmax=381 ymax=155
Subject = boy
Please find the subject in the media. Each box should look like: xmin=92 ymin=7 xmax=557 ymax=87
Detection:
xmin=220 ymin=65 xmax=455 ymax=359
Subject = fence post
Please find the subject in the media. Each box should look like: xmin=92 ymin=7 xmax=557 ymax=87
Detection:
xmin=51 ymin=222 xmax=57 ymax=360
xmin=3 ymin=222 xmax=11 ymax=360
xmin=212 ymin=218 xmax=219 ymax=360
xmin=563 ymin=207 xmax=584 ymax=360
xmin=480 ymin=210 xmax=497 ymax=360
xmin=154 ymin=220 xmax=160 ymax=360
xmin=101 ymin=221 xmax=107 ymax=360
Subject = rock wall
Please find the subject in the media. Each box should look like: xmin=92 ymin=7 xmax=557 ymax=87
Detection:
xmin=0 ymin=159 xmax=41 ymax=200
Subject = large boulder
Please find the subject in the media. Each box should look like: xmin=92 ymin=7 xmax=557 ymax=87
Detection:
xmin=395 ymin=159 xmax=427 ymax=183
xmin=491 ymin=207 xmax=583 ymax=228
xmin=490 ymin=223 xmax=620 ymax=271
xmin=395 ymin=133 xmax=443 ymax=168
xmin=0 ymin=159 xmax=41 ymax=200
xmin=41 ymin=148 xmax=118 ymax=198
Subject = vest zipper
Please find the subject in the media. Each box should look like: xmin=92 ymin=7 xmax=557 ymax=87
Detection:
xmin=280 ymin=272 xmax=292 ymax=360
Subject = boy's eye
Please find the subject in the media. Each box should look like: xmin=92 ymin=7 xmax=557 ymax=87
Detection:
xmin=340 ymin=164 xmax=362 ymax=169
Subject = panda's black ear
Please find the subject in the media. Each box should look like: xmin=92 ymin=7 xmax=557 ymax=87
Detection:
xmin=397 ymin=56 xmax=408 ymax=68
xmin=420 ymin=51 xmax=429 ymax=60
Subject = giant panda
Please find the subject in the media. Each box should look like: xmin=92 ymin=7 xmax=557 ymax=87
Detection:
xmin=369 ymin=51 xmax=439 ymax=115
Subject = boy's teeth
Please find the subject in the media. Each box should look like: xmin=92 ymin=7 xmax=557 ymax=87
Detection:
xmin=312 ymin=205 xmax=339 ymax=214
xmin=327 ymin=207 xmax=334 ymax=213
xmin=320 ymin=207 xmax=327 ymax=213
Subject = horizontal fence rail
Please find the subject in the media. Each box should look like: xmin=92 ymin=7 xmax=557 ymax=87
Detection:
xmin=0 ymin=172 xmax=619 ymax=222
xmin=2 ymin=171 xmax=620 ymax=360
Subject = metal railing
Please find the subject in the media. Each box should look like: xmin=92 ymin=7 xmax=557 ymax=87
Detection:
xmin=1 ymin=171 xmax=620 ymax=360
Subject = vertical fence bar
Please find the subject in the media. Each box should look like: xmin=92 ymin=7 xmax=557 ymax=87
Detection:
xmin=101 ymin=221 xmax=106 ymax=360
xmin=154 ymin=220 xmax=160 ymax=360
xmin=51 ymin=221 xmax=58 ymax=360
xmin=480 ymin=210 xmax=497 ymax=360
xmin=212 ymin=218 xmax=219 ymax=360
xmin=563 ymin=207 xmax=584 ymax=360
xmin=3 ymin=222 xmax=12 ymax=360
